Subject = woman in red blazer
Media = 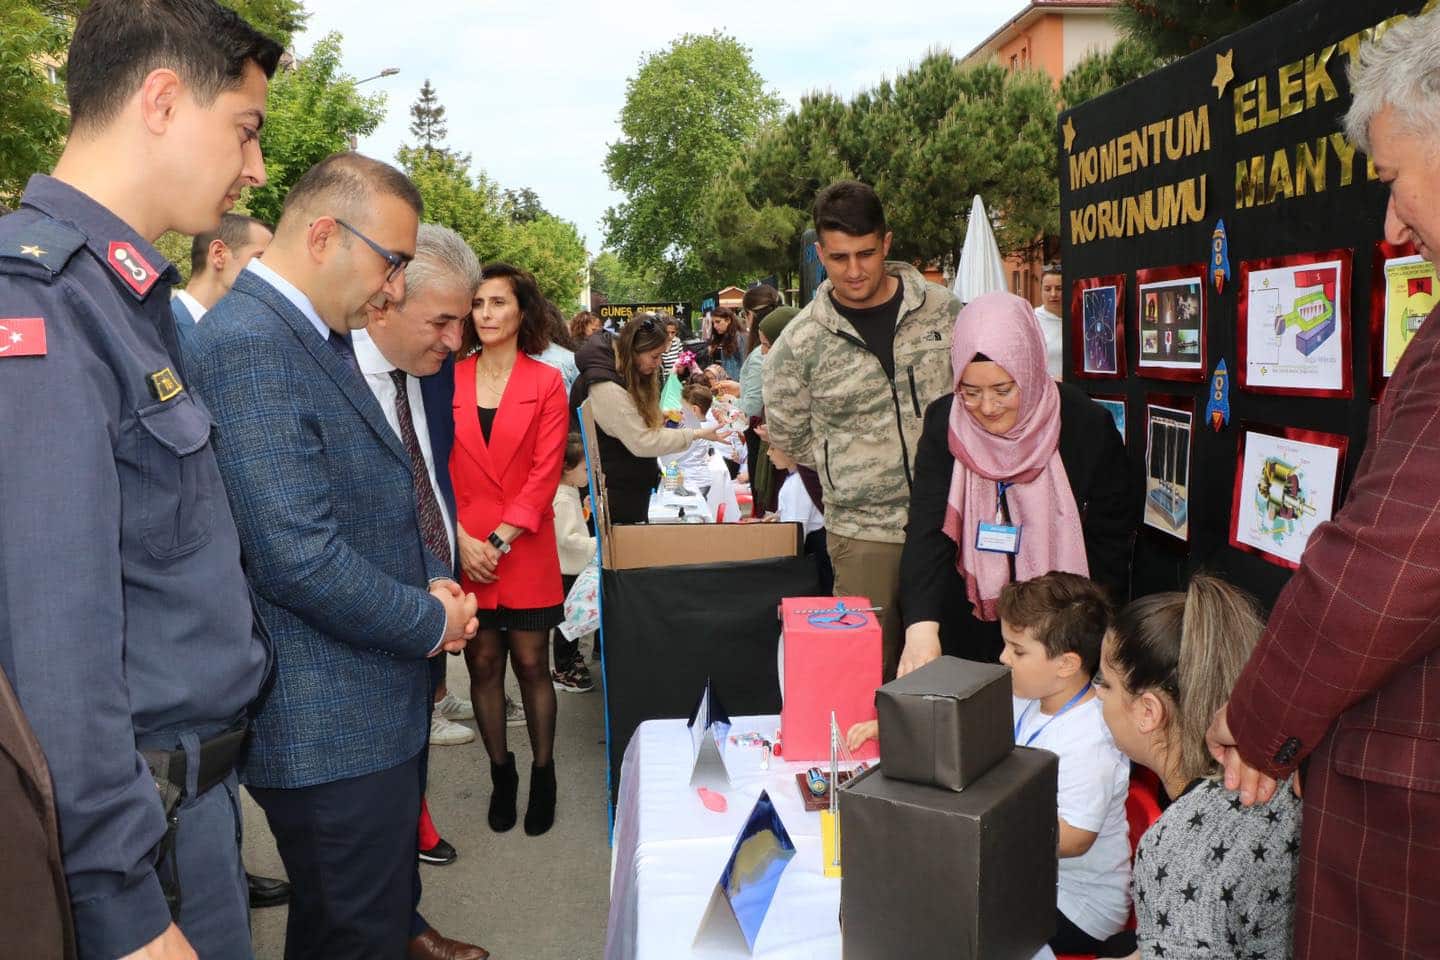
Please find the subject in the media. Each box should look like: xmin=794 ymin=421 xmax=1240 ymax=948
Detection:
xmin=452 ymin=262 xmax=569 ymax=837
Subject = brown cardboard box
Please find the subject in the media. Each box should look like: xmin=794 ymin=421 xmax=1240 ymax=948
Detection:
xmin=579 ymin=400 xmax=804 ymax=568
xmin=875 ymin=656 xmax=1013 ymax=791
xmin=838 ymin=751 xmax=1059 ymax=960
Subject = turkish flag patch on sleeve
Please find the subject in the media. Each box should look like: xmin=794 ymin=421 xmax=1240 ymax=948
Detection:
xmin=0 ymin=317 xmax=48 ymax=357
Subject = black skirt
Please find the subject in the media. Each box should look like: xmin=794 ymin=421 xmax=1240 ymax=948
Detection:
xmin=477 ymin=604 xmax=564 ymax=632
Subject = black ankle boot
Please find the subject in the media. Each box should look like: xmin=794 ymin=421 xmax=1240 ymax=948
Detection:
xmin=524 ymin=760 xmax=557 ymax=836
xmin=489 ymin=752 xmax=518 ymax=832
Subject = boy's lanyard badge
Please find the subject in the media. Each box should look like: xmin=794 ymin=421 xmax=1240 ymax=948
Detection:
xmin=976 ymin=481 xmax=1022 ymax=555
xmin=1014 ymin=682 xmax=1093 ymax=747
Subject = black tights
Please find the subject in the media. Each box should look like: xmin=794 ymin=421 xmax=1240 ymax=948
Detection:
xmin=463 ymin=628 xmax=556 ymax=767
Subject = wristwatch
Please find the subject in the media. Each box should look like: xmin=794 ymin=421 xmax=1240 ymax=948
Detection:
xmin=487 ymin=532 xmax=512 ymax=555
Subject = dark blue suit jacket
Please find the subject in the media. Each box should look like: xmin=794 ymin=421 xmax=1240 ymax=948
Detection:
xmin=420 ymin=355 xmax=458 ymax=579
xmin=185 ymin=269 xmax=449 ymax=789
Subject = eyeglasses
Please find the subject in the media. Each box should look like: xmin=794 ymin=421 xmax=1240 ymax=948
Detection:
xmin=335 ymin=218 xmax=412 ymax=283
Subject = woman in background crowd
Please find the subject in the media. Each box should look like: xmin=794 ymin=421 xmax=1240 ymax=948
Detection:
xmin=529 ymin=300 xmax=579 ymax=393
xmin=570 ymin=310 xmax=601 ymax=345
xmin=570 ymin=314 xmax=727 ymax=523
xmin=659 ymin=316 xmax=684 ymax=380
xmin=452 ymin=262 xmax=568 ymax=837
xmin=697 ymin=306 xmax=745 ymax=381
xmin=898 ymin=291 xmax=1139 ymax=670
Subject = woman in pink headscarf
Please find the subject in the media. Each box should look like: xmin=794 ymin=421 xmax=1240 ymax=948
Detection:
xmin=896 ymin=291 xmax=1140 ymax=671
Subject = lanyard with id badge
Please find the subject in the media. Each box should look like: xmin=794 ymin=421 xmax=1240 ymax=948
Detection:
xmin=976 ymin=481 xmax=1021 ymax=556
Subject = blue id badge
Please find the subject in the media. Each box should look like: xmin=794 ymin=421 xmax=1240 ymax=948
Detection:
xmin=976 ymin=522 xmax=1022 ymax=554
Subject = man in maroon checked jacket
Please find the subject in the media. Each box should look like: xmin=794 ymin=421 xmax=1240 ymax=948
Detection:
xmin=1207 ymin=11 xmax=1440 ymax=959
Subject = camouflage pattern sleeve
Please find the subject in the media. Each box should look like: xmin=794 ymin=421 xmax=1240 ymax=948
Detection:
xmin=760 ymin=322 xmax=816 ymax=468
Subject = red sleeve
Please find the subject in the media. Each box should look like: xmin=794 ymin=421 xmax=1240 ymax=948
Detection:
xmin=501 ymin=367 xmax=568 ymax=534
xmin=1228 ymin=329 xmax=1440 ymax=776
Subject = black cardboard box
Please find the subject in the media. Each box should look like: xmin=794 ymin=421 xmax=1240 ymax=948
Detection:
xmin=838 ymin=749 xmax=1058 ymax=960
xmin=875 ymin=656 xmax=1013 ymax=791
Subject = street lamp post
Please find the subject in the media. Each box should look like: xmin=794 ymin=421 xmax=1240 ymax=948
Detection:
xmin=355 ymin=67 xmax=401 ymax=85
xmin=349 ymin=68 xmax=400 ymax=148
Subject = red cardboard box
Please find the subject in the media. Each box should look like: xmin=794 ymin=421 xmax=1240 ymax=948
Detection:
xmin=780 ymin=597 xmax=882 ymax=762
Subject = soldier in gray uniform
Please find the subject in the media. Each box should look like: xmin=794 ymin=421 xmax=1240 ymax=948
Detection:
xmin=0 ymin=3 xmax=282 ymax=958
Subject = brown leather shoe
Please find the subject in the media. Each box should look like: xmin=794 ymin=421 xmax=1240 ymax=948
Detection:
xmin=407 ymin=927 xmax=490 ymax=960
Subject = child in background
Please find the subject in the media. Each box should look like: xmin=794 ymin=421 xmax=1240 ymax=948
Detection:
xmin=1095 ymin=575 xmax=1300 ymax=960
xmin=998 ymin=573 xmax=1133 ymax=957
xmin=766 ymin=442 xmax=832 ymax=593
xmin=551 ymin=433 xmax=596 ymax=693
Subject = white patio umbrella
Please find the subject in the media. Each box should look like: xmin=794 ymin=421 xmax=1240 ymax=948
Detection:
xmin=952 ymin=194 xmax=1006 ymax=304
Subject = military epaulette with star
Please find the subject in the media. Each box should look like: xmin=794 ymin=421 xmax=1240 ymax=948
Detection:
xmin=0 ymin=218 xmax=86 ymax=282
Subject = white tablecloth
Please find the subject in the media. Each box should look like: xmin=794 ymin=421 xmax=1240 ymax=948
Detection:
xmin=604 ymin=715 xmax=1058 ymax=960
xmin=648 ymin=486 xmax=713 ymax=523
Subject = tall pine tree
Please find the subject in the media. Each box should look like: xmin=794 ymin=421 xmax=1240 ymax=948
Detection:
xmin=1116 ymin=0 xmax=1296 ymax=58
xmin=409 ymin=79 xmax=448 ymax=153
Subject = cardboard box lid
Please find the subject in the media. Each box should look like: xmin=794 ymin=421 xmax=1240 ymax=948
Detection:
xmin=878 ymin=655 xmax=1010 ymax=702
xmin=842 ymin=747 xmax=1057 ymax=819
xmin=578 ymin=398 xmax=803 ymax=570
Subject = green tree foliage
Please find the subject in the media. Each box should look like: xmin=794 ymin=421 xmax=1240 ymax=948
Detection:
xmin=244 ymin=33 xmax=386 ymax=225
xmin=603 ymin=31 xmax=783 ymax=300
xmin=223 ymin=0 xmax=309 ymax=48
xmin=1058 ymin=35 xmax=1167 ymax=108
xmin=0 ymin=1 xmax=69 ymax=199
xmin=502 ymin=187 xmax=547 ymax=224
xmin=408 ymin=79 xmax=447 ymax=151
xmin=589 ymin=250 xmax=662 ymax=304
xmin=1115 ymin=0 xmax=1294 ymax=58
xmin=692 ymin=53 xmax=1064 ymax=281
xmin=397 ymin=146 xmax=586 ymax=310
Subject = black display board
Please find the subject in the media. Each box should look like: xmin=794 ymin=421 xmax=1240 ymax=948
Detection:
xmin=1059 ymin=0 xmax=1435 ymax=607
xmin=600 ymin=556 xmax=821 ymax=807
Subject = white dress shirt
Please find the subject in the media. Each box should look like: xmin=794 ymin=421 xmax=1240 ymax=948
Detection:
xmin=351 ymin=328 xmax=457 ymax=568
xmin=174 ymin=289 xmax=208 ymax=322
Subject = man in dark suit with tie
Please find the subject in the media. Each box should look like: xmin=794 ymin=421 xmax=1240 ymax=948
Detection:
xmin=353 ymin=223 xmax=490 ymax=959
xmin=184 ymin=151 xmax=479 ymax=959
xmin=171 ymin=213 xmax=270 ymax=339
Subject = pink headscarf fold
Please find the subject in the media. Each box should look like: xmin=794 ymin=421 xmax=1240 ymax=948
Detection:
xmin=941 ymin=291 xmax=1088 ymax=620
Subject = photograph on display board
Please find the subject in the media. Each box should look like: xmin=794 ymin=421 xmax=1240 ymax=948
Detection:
xmin=1143 ymin=401 xmax=1192 ymax=542
xmin=1136 ymin=266 xmax=1206 ymax=380
xmin=1371 ymin=242 xmax=1438 ymax=394
xmin=1239 ymin=250 xmax=1353 ymax=397
xmin=1070 ymin=275 xmax=1126 ymax=379
xmin=1092 ymin=395 xmax=1127 ymax=442
xmin=1229 ymin=425 xmax=1348 ymax=570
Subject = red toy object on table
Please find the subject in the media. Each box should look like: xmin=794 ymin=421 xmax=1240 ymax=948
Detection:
xmin=779 ymin=597 xmax=882 ymax=762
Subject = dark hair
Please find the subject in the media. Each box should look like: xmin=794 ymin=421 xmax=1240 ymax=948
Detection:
xmin=997 ymin=572 xmax=1112 ymax=677
xmin=280 ymin=152 xmax=423 ymax=226
xmin=1042 ymin=262 xmax=1063 ymax=280
xmin=708 ymin=306 xmax=741 ymax=358
xmin=682 ymin=382 xmax=714 ymax=416
xmin=542 ymin=300 xmax=577 ymax=351
xmin=460 ymin=262 xmax=548 ymax=357
xmin=570 ymin=310 xmax=600 ymax=343
xmin=743 ymin=284 xmax=782 ymax=355
xmin=1106 ymin=575 xmax=1264 ymax=781
xmin=614 ymin=313 xmax=669 ymax=428
xmin=190 ymin=213 xmax=270 ymax=275
xmin=813 ymin=180 xmax=887 ymax=238
xmin=563 ymin=431 xmax=586 ymax=472
xmin=67 ymin=0 xmax=283 ymax=133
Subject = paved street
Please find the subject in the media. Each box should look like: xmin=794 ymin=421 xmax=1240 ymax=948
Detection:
xmin=245 ymin=654 xmax=612 ymax=959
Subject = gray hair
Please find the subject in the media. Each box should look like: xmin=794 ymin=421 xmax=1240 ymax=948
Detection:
xmin=1344 ymin=8 xmax=1440 ymax=154
xmin=403 ymin=223 xmax=482 ymax=303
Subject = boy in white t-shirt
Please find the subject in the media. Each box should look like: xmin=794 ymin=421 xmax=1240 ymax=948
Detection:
xmin=997 ymin=572 xmax=1134 ymax=957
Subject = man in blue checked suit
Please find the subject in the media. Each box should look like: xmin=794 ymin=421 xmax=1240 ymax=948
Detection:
xmin=184 ymin=152 xmax=479 ymax=960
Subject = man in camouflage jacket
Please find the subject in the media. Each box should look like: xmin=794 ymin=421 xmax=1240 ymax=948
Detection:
xmin=763 ymin=181 xmax=960 ymax=677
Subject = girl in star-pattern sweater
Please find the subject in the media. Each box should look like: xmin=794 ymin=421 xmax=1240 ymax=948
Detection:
xmin=1094 ymin=576 xmax=1301 ymax=960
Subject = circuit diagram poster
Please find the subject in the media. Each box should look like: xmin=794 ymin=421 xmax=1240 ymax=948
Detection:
xmin=1242 ymin=256 xmax=1347 ymax=394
